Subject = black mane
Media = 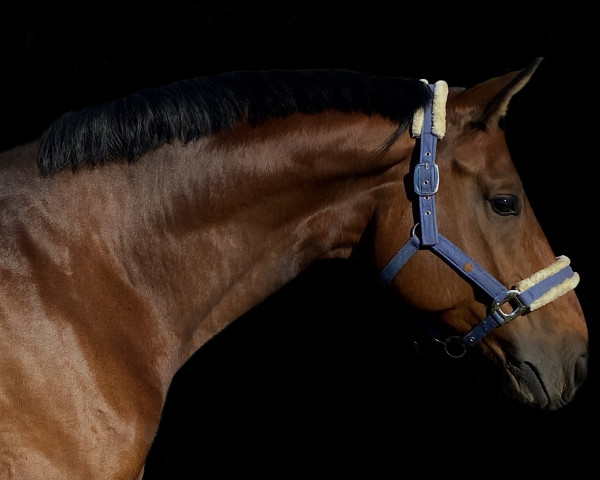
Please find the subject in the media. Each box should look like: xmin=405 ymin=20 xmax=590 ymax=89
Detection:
xmin=38 ymin=70 xmax=431 ymax=175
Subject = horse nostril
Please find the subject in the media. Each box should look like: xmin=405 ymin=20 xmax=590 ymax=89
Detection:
xmin=574 ymin=354 xmax=588 ymax=389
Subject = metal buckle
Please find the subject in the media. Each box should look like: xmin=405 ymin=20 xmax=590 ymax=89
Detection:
xmin=490 ymin=290 xmax=527 ymax=324
xmin=413 ymin=162 xmax=439 ymax=195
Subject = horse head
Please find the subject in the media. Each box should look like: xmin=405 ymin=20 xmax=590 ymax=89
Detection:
xmin=373 ymin=58 xmax=588 ymax=410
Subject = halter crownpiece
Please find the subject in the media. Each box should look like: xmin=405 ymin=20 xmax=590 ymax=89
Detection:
xmin=380 ymin=81 xmax=580 ymax=352
xmin=411 ymin=79 xmax=448 ymax=139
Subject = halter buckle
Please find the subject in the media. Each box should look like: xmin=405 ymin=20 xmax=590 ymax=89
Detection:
xmin=489 ymin=289 xmax=528 ymax=324
xmin=414 ymin=162 xmax=439 ymax=195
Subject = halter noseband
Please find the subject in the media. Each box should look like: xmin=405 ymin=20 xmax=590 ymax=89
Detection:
xmin=379 ymin=81 xmax=580 ymax=356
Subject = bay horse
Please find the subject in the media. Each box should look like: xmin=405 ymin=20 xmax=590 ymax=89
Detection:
xmin=0 ymin=57 xmax=588 ymax=479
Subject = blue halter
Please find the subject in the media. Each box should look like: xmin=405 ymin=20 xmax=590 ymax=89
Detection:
xmin=379 ymin=82 xmax=578 ymax=355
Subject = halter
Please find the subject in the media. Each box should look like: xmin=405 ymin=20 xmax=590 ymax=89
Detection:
xmin=379 ymin=81 xmax=580 ymax=356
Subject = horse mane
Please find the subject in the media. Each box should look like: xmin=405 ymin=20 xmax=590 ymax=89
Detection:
xmin=38 ymin=70 xmax=432 ymax=175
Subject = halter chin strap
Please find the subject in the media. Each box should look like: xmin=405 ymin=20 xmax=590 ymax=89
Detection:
xmin=379 ymin=81 xmax=580 ymax=351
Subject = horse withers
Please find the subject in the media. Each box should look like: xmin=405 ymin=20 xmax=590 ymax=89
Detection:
xmin=0 ymin=58 xmax=588 ymax=478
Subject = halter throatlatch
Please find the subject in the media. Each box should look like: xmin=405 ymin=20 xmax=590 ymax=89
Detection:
xmin=379 ymin=81 xmax=580 ymax=353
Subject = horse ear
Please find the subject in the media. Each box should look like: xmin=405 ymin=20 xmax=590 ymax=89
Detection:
xmin=480 ymin=57 xmax=544 ymax=125
xmin=448 ymin=57 xmax=543 ymax=128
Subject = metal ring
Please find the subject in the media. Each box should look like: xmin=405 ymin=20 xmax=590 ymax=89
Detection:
xmin=442 ymin=336 xmax=467 ymax=358
xmin=410 ymin=223 xmax=420 ymax=237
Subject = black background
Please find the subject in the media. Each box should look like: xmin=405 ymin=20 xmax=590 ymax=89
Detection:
xmin=1 ymin=2 xmax=597 ymax=479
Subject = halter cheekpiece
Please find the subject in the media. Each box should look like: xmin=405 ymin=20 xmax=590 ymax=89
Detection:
xmin=379 ymin=81 xmax=580 ymax=356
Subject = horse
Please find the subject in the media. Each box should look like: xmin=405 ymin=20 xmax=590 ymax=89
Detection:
xmin=0 ymin=57 xmax=588 ymax=479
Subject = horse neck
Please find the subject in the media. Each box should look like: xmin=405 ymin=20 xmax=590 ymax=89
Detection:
xmin=130 ymin=113 xmax=414 ymax=361
xmin=7 ymin=113 xmax=414 ymax=374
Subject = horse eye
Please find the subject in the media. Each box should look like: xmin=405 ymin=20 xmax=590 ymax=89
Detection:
xmin=491 ymin=195 xmax=518 ymax=216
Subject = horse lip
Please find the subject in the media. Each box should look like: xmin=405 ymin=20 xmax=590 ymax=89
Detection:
xmin=506 ymin=360 xmax=552 ymax=409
